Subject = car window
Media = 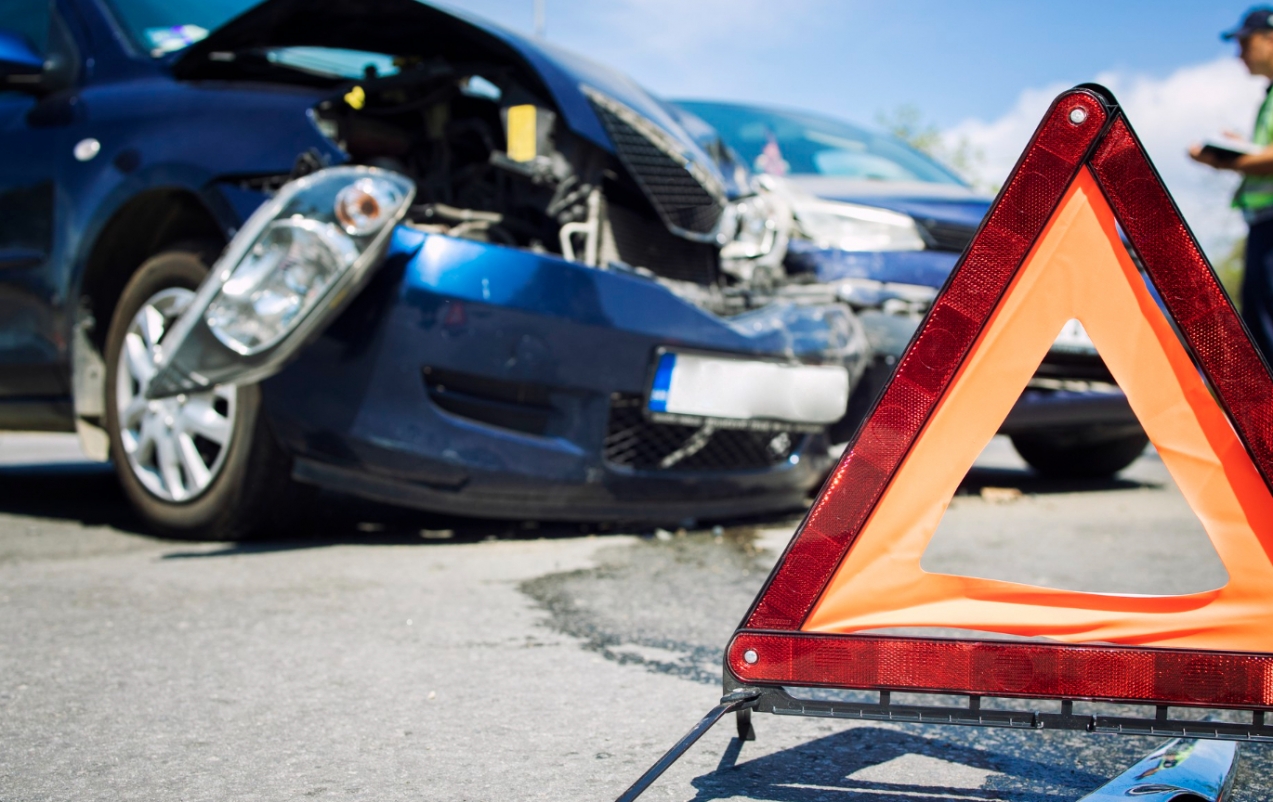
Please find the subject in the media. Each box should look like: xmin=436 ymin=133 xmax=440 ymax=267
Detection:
xmin=677 ymin=101 xmax=966 ymax=186
xmin=265 ymin=48 xmax=399 ymax=80
xmin=0 ymin=0 xmax=50 ymax=53
xmin=102 ymin=0 xmax=263 ymax=55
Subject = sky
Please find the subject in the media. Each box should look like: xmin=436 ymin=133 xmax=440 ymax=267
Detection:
xmin=447 ymin=0 xmax=1266 ymax=260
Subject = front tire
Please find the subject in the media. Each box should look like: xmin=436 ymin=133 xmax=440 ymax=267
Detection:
xmin=104 ymin=249 xmax=298 ymax=540
xmin=1010 ymin=426 xmax=1149 ymax=480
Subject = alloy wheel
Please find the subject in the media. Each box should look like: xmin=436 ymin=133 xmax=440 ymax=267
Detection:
xmin=114 ymin=287 xmax=238 ymax=502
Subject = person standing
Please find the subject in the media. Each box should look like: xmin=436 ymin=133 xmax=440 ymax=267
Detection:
xmin=1191 ymin=7 xmax=1273 ymax=365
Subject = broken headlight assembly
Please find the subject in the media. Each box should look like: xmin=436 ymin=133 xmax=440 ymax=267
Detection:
xmin=718 ymin=182 xmax=792 ymax=285
xmin=793 ymin=199 xmax=925 ymax=252
xmin=147 ymin=166 xmax=415 ymax=397
xmin=719 ymin=196 xmax=778 ymax=261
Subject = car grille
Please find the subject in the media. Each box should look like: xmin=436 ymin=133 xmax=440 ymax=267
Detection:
xmin=585 ymin=91 xmax=723 ymax=237
xmin=604 ymin=394 xmax=800 ymax=471
xmin=916 ymin=218 xmax=979 ymax=253
xmin=607 ymin=202 xmax=719 ymax=284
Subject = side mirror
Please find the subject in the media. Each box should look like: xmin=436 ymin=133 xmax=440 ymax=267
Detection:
xmin=0 ymin=29 xmax=45 ymax=89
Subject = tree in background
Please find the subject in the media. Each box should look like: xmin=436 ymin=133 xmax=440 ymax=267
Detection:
xmin=877 ymin=104 xmax=995 ymax=194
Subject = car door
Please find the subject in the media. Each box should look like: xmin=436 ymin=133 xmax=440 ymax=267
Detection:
xmin=0 ymin=0 xmax=75 ymax=414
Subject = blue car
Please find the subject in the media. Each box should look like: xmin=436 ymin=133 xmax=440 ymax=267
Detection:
xmin=674 ymin=101 xmax=1147 ymax=478
xmin=0 ymin=0 xmax=870 ymax=538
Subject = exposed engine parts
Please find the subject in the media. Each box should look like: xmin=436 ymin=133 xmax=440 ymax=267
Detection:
xmin=307 ymin=56 xmax=793 ymax=312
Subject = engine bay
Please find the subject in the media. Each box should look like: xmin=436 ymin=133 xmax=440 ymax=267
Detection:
xmin=303 ymin=56 xmax=794 ymax=315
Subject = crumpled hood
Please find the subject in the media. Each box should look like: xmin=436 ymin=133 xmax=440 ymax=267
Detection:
xmin=173 ymin=0 xmax=727 ymax=188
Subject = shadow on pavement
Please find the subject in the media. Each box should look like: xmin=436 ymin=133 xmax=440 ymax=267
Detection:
xmin=0 ymin=460 xmax=600 ymax=551
xmin=0 ymin=455 xmax=1157 ymax=555
xmin=0 ymin=457 xmax=808 ymax=556
xmin=690 ymin=726 xmax=1107 ymax=802
xmin=0 ymin=462 xmax=147 ymax=534
xmin=160 ymin=507 xmax=812 ymax=558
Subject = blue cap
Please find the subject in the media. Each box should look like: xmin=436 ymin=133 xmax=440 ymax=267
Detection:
xmin=1223 ymin=6 xmax=1273 ymax=40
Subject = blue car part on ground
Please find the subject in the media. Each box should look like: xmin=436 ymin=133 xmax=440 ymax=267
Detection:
xmin=0 ymin=0 xmax=865 ymax=537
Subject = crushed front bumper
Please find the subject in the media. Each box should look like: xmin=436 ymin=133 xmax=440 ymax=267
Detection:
xmin=258 ymin=227 xmax=869 ymax=521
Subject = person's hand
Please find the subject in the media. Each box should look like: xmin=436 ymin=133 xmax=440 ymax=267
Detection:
xmin=1189 ymin=143 xmax=1228 ymax=169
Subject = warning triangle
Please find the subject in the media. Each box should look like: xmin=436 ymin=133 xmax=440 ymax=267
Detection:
xmin=729 ymin=85 xmax=1273 ymax=708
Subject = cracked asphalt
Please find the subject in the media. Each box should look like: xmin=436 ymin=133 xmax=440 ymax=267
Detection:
xmin=0 ymin=432 xmax=1267 ymax=800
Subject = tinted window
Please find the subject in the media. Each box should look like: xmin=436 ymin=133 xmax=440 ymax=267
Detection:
xmin=677 ymin=101 xmax=965 ymax=186
xmin=0 ymin=0 xmax=50 ymax=53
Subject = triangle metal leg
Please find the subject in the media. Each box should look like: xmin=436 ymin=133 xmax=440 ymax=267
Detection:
xmin=613 ymin=690 xmax=760 ymax=802
xmin=736 ymin=706 xmax=755 ymax=741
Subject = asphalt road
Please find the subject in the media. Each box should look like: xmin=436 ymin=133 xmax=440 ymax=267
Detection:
xmin=0 ymin=432 xmax=1267 ymax=801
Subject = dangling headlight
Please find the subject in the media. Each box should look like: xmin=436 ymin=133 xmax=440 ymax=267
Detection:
xmin=794 ymin=200 xmax=925 ymax=252
xmin=204 ymin=218 xmax=361 ymax=355
xmin=147 ymin=166 xmax=414 ymax=397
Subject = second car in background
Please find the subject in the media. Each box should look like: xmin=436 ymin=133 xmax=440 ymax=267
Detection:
xmin=676 ymin=101 xmax=1148 ymax=478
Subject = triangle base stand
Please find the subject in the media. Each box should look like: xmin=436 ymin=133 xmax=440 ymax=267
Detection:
xmin=614 ymin=674 xmax=1253 ymax=802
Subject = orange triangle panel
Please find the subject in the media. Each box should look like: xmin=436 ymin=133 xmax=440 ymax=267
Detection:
xmin=728 ymin=86 xmax=1273 ymax=709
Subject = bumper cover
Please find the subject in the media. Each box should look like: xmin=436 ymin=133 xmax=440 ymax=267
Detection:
xmin=260 ymin=226 xmax=868 ymax=520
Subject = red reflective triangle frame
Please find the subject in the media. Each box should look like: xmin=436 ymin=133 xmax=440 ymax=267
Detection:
xmin=728 ymin=86 xmax=1273 ymax=709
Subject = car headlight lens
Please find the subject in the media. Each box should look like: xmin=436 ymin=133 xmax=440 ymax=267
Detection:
xmin=199 ymin=168 xmax=414 ymax=356
xmin=795 ymin=200 xmax=925 ymax=252
xmin=205 ymin=219 xmax=360 ymax=354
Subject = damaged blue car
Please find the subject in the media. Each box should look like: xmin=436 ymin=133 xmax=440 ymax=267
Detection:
xmin=0 ymin=0 xmax=869 ymax=538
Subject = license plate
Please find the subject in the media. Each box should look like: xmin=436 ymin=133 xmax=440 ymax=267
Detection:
xmin=646 ymin=351 xmax=849 ymax=432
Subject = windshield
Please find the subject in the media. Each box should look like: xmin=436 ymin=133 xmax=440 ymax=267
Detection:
xmin=675 ymin=101 xmax=966 ymax=186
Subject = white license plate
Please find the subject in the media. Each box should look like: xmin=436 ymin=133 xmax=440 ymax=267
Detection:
xmin=647 ymin=351 xmax=849 ymax=429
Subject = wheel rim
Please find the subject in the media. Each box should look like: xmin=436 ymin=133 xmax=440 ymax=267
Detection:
xmin=115 ymin=287 xmax=238 ymax=503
